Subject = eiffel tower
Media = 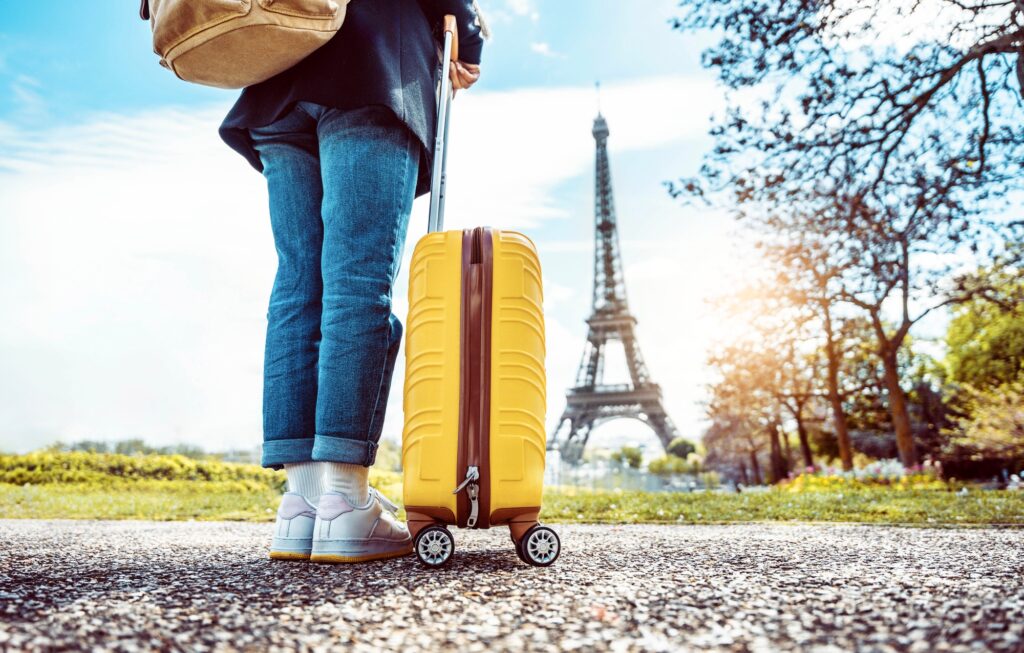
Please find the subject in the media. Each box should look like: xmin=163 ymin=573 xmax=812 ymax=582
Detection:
xmin=549 ymin=112 xmax=681 ymax=464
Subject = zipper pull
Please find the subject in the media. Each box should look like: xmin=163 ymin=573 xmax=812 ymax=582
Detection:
xmin=452 ymin=466 xmax=479 ymax=495
xmin=466 ymin=483 xmax=480 ymax=528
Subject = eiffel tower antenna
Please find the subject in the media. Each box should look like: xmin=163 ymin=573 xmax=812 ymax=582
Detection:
xmin=595 ymin=80 xmax=602 ymax=115
xmin=549 ymin=112 xmax=681 ymax=463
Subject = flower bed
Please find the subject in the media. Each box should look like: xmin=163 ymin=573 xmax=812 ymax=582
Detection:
xmin=784 ymin=459 xmax=949 ymax=492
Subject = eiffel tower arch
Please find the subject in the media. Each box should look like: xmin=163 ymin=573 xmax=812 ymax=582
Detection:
xmin=549 ymin=112 xmax=681 ymax=464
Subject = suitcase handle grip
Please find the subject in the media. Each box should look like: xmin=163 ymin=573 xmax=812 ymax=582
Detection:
xmin=443 ymin=14 xmax=459 ymax=63
xmin=427 ymin=15 xmax=457 ymax=234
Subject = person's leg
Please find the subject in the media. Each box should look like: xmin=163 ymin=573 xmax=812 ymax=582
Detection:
xmin=309 ymin=105 xmax=419 ymax=471
xmin=250 ymin=106 xmax=329 ymax=561
xmin=250 ymin=107 xmax=325 ymax=471
xmin=301 ymin=104 xmax=420 ymax=563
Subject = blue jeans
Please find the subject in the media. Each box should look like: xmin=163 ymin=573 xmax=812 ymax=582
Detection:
xmin=249 ymin=103 xmax=420 ymax=469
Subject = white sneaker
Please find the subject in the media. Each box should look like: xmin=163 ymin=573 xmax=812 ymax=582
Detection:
xmin=309 ymin=489 xmax=413 ymax=563
xmin=269 ymin=492 xmax=317 ymax=561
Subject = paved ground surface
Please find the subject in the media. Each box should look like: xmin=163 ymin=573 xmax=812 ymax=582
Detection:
xmin=1 ymin=521 xmax=1022 ymax=652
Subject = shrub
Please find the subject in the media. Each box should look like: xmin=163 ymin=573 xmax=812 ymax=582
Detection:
xmin=667 ymin=437 xmax=696 ymax=459
xmin=946 ymin=381 xmax=1024 ymax=468
xmin=699 ymin=471 xmax=721 ymax=489
xmin=610 ymin=446 xmax=643 ymax=469
xmin=0 ymin=451 xmax=286 ymax=489
xmin=648 ymin=454 xmax=702 ymax=476
xmin=0 ymin=451 xmax=404 ymax=499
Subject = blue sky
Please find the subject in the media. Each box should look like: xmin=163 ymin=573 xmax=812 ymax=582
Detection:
xmin=0 ymin=1 xmax=746 ymax=455
xmin=0 ymin=1 xmax=707 ymax=121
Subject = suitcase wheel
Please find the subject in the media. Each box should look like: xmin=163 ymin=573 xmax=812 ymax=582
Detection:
xmin=415 ymin=525 xmax=455 ymax=568
xmin=516 ymin=525 xmax=560 ymax=567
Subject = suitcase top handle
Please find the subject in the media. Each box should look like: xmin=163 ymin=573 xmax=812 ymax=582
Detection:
xmin=443 ymin=15 xmax=459 ymax=64
xmin=428 ymin=16 xmax=459 ymax=234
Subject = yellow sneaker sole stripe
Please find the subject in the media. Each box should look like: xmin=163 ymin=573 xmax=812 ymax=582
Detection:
xmin=309 ymin=546 xmax=413 ymax=564
xmin=268 ymin=551 xmax=311 ymax=561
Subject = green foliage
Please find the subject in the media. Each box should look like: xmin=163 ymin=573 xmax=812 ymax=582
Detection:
xmin=939 ymin=270 xmax=1024 ymax=472
xmin=947 ymin=382 xmax=1024 ymax=466
xmin=648 ymin=454 xmax=701 ymax=476
xmin=667 ymin=437 xmax=696 ymax=459
xmin=610 ymin=446 xmax=643 ymax=469
xmin=374 ymin=438 xmax=403 ymax=473
xmin=0 ymin=451 xmax=286 ymax=488
xmin=699 ymin=471 xmax=721 ymax=489
xmin=945 ymin=282 xmax=1024 ymax=389
xmin=809 ymin=426 xmax=840 ymax=461
xmin=0 ymin=451 xmax=404 ymax=521
xmin=0 ymin=451 xmax=404 ymax=495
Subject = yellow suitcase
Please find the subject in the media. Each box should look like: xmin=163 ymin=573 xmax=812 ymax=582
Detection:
xmin=401 ymin=19 xmax=559 ymax=568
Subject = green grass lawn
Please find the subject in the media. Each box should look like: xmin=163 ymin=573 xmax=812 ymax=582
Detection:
xmin=2 ymin=452 xmax=1022 ymax=525
xmin=2 ymin=482 xmax=1023 ymax=525
xmin=543 ymin=486 xmax=1024 ymax=526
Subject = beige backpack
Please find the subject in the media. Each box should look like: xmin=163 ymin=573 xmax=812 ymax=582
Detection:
xmin=140 ymin=0 xmax=349 ymax=89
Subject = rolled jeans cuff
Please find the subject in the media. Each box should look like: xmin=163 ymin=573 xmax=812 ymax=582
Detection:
xmin=312 ymin=434 xmax=378 ymax=467
xmin=262 ymin=437 xmax=316 ymax=469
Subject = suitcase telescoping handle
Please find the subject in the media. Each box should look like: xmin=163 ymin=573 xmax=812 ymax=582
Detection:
xmin=427 ymin=16 xmax=459 ymax=234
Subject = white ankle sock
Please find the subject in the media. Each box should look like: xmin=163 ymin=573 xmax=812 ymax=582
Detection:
xmin=325 ymin=462 xmax=369 ymax=505
xmin=284 ymin=462 xmax=325 ymax=504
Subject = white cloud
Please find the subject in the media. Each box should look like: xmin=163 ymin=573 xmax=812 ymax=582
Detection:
xmin=440 ymin=75 xmax=721 ymax=231
xmin=504 ymin=0 xmax=539 ymax=21
xmin=8 ymin=75 xmax=47 ymax=123
xmin=0 ymin=103 xmax=271 ymax=453
xmin=0 ymin=74 xmax=723 ymax=453
xmin=529 ymin=42 xmax=563 ymax=58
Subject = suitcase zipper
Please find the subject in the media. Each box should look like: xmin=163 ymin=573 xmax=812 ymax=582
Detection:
xmin=455 ymin=228 xmax=493 ymax=529
xmin=453 ymin=466 xmax=479 ymax=494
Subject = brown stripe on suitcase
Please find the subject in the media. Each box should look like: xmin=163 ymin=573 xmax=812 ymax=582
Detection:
xmin=478 ymin=229 xmax=493 ymax=528
xmin=456 ymin=227 xmax=493 ymax=529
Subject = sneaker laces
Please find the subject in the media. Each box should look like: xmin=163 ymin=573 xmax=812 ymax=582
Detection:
xmin=371 ymin=488 xmax=400 ymax=514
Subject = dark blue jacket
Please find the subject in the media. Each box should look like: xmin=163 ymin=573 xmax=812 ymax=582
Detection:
xmin=219 ymin=0 xmax=484 ymax=197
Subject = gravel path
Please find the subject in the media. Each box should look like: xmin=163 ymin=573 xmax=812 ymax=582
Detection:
xmin=1 ymin=520 xmax=1022 ymax=652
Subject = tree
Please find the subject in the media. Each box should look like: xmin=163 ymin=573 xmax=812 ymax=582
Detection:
xmin=769 ymin=323 xmax=821 ymax=470
xmin=61 ymin=440 xmax=111 ymax=453
xmin=648 ymin=454 xmax=700 ymax=476
xmin=667 ymin=437 xmax=696 ymax=459
xmin=611 ymin=446 xmax=643 ymax=470
xmin=768 ymin=241 xmax=858 ymax=469
xmin=939 ymin=260 xmax=1024 ymax=473
xmin=947 ymin=381 xmax=1024 ymax=470
xmin=671 ymin=0 xmax=1023 ymax=199
xmin=702 ymin=414 xmax=767 ymax=485
xmin=713 ymin=278 xmax=826 ymax=470
xmin=705 ymin=338 xmax=788 ymax=483
xmin=670 ymin=0 xmax=1024 ymax=466
xmin=946 ymin=273 xmax=1024 ymax=389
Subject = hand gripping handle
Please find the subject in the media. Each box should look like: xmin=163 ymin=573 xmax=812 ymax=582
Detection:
xmin=427 ymin=16 xmax=458 ymax=234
